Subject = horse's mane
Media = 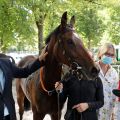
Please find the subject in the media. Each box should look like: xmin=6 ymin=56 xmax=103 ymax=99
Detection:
xmin=45 ymin=26 xmax=60 ymax=44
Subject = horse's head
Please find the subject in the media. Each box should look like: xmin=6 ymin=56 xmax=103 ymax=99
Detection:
xmin=46 ymin=12 xmax=99 ymax=80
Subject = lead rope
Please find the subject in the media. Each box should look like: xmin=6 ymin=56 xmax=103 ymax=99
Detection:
xmin=80 ymin=112 xmax=83 ymax=120
xmin=57 ymin=90 xmax=60 ymax=120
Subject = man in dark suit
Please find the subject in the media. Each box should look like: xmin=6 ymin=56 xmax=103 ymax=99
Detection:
xmin=0 ymin=50 xmax=48 ymax=120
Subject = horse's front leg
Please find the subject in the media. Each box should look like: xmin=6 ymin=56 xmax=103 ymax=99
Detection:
xmin=16 ymin=79 xmax=25 ymax=120
xmin=51 ymin=112 xmax=62 ymax=120
xmin=33 ymin=112 xmax=45 ymax=120
xmin=32 ymin=106 xmax=45 ymax=120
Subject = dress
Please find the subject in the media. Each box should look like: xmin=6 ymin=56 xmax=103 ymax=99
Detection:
xmin=60 ymin=73 xmax=104 ymax=120
xmin=97 ymin=63 xmax=119 ymax=120
xmin=113 ymin=79 xmax=120 ymax=120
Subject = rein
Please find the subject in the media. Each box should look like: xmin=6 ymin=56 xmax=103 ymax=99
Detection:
xmin=40 ymin=67 xmax=48 ymax=93
xmin=39 ymin=62 xmax=83 ymax=96
xmin=40 ymin=67 xmax=56 ymax=96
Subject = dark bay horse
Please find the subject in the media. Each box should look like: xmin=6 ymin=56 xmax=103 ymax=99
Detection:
xmin=16 ymin=12 xmax=99 ymax=120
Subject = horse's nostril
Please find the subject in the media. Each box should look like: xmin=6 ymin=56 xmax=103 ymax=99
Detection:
xmin=91 ymin=67 xmax=99 ymax=76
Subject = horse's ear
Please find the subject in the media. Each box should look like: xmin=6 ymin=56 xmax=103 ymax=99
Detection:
xmin=61 ymin=11 xmax=67 ymax=28
xmin=70 ymin=15 xmax=75 ymax=27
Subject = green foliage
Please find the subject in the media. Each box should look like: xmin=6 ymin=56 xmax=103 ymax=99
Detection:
xmin=0 ymin=0 xmax=36 ymax=52
xmin=77 ymin=5 xmax=105 ymax=48
xmin=0 ymin=0 xmax=120 ymax=52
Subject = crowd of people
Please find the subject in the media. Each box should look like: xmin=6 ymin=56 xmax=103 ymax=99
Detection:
xmin=0 ymin=42 xmax=120 ymax=120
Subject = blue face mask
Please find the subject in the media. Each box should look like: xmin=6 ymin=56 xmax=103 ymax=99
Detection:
xmin=101 ymin=55 xmax=113 ymax=64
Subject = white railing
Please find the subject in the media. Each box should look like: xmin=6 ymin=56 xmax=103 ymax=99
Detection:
xmin=112 ymin=65 xmax=120 ymax=79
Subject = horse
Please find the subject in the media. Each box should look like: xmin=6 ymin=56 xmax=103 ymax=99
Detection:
xmin=0 ymin=53 xmax=15 ymax=64
xmin=16 ymin=12 xmax=100 ymax=120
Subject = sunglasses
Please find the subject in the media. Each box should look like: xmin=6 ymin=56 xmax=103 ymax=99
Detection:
xmin=104 ymin=52 xmax=114 ymax=57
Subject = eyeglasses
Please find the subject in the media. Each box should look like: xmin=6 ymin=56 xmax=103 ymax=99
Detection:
xmin=104 ymin=52 xmax=114 ymax=57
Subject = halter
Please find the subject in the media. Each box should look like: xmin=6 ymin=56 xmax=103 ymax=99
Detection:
xmin=40 ymin=27 xmax=90 ymax=96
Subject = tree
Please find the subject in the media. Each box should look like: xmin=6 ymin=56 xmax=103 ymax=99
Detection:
xmin=75 ymin=1 xmax=105 ymax=49
xmin=0 ymin=0 xmax=37 ymax=52
xmin=0 ymin=0 xmax=119 ymax=53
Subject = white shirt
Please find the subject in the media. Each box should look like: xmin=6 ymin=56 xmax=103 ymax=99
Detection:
xmin=0 ymin=69 xmax=9 ymax=116
xmin=97 ymin=63 xmax=119 ymax=120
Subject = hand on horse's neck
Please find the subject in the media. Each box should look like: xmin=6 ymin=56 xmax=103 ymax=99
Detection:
xmin=99 ymin=61 xmax=110 ymax=76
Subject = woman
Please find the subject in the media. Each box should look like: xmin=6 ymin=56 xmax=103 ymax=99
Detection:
xmin=96 ymin=43 xmax=119 ymax=120
xmin=55 ymin=70 xmax=104 ymax=120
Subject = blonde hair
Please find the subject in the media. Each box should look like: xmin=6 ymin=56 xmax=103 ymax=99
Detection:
xmin=97 ymin=43 xmax=116 ymax=59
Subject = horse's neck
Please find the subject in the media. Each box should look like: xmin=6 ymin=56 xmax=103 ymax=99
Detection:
xmin=44 ymin=59 xmax=62 ymax=84
xmin=41 ymin=62 xmax=62 ymax=90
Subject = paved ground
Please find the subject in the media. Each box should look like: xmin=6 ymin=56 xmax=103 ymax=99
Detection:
xmin=12 ymin=81 xmax=67 ymax=120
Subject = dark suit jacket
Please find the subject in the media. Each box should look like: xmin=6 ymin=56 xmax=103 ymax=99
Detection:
xmin=0 ymin=58 xmax=44 ymax=120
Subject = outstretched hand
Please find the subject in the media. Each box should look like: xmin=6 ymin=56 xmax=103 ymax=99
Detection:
xmin=39 ymin=46 xmax=48 ymax=62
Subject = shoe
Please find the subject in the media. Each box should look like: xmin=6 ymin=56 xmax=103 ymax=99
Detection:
xmin=112 ymin=89 xmax=120 ymax=97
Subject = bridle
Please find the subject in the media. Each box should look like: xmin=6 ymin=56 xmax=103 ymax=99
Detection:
xmin=40 ymin=27 xmax=90 ymax=96
xmin=57 ymin=30 xmax=90 ymax=80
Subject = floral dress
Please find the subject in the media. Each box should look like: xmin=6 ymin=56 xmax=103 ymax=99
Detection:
xmin=113 ymin=80 xmax=120 ymax=120
xmin=97 ymin=63 xmax=119 ymax=120
xmin=114 ymin=99 xmax=120 ymax=120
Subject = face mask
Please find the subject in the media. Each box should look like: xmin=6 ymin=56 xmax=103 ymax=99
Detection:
xmin=101 ymin=55 xmax=113 ymax=64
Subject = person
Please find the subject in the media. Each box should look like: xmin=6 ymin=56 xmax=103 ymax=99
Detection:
xmin=113 ymin=80 xmax=120 ymax=120
xmin=96 ymin=43 xmax=119 ymax=120
xmin=0 ymin=48 xmax=48 ymax=120
xmin=55 ymin=67 xmax=104 ymax=120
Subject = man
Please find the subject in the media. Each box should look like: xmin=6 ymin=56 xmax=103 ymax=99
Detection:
xmin=0 ymin=49 xmax=48 ymax=120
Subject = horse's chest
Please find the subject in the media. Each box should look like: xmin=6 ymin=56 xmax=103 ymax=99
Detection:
xmin=36 ymin=94 xmax=60 ymax=112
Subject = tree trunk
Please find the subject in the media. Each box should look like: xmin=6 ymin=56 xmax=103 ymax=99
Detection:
xmin=88 ymin=38 xmax=91 ymax=49
xmin=36 ymin=16 xmax=44 ymax=55
xmin=0 ymin=38 xmax=4 ymax=52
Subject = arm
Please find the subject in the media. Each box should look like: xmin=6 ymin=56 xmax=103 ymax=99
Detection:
xmin=111 ymin=70 xmax=119 ymax=119
xmin=55 ymin=73 xmax=74 ymax=103
xmin=112 ymin=70 xmax=119 ymax=102
xmin=11 ymin=51 xmax=48 ymax=78
xmin=88 ymin=77 xmax=104 ymax=110
xmin=73 ymin=77 xmax=104 ymax=112
xmin=55 ymin=81 xmax=68 ymax=104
